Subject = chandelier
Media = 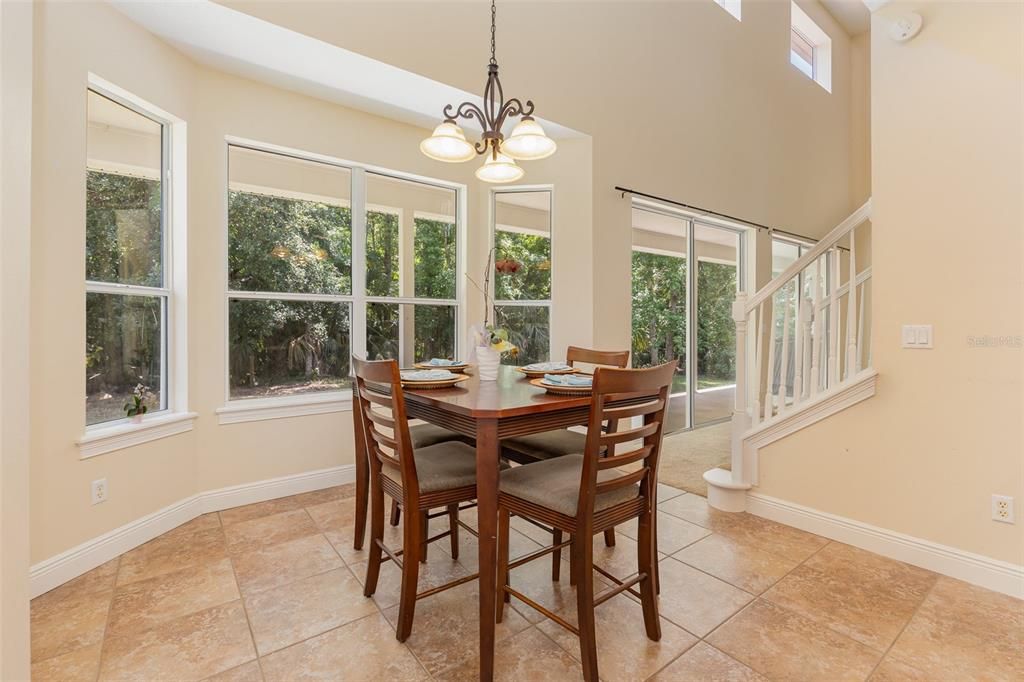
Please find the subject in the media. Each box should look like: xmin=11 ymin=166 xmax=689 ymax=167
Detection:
xmin=420 ymin=0 xmax=556 ymax=182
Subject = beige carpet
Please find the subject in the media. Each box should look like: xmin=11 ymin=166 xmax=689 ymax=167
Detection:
xmin=658 ymin=421 xmax=732 ymax=496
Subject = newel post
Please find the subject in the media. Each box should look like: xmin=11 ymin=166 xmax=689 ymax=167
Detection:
xmin=730 ymin=293 xmax=750 ymax=483
xmin=703 ymin=292 xmax=753 ymax=512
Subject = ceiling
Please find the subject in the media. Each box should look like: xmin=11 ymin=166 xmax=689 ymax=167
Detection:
xmin=820 ymin=0 xmax=871 ymax=36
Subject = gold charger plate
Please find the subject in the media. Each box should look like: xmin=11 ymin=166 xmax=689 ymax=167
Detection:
xmin=413 ymin=362 xmax=470 ymax=374
xmin=515 ymin=365 xmax=578 ymax=378
xmin=528 ymin=377 xmax=593 ymax=396
xmin=401 ymin=374 xmax=471 ymax=390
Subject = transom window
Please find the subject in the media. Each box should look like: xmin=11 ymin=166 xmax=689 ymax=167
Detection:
xmin=226 ymin=144 xmax=460 ymax=401
xmin=790 ymin=27 xmax=816 ymax=79
xmin=85 ymin=89 xmax=170 ymax=426
xmin=790 ymin=1 xmax=832 ymax=92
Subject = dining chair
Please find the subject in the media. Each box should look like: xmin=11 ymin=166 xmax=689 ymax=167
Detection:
xmin=388 ymin=423 xmax=475 ymax=528
xmin=495 ymin=361 xmax=676 ymax=681
xmin=501 ymin=346 xmax=630 ymax=561
xmin=500 ymin=346 xmax=630 ymax=464
xmin=353 ymin=357 xmax=481 ymax=641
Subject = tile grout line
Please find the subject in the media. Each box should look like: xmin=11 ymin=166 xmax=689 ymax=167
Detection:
xmin=861 ymin=575 xmax=940 ymax=680
xmin=92 ymin=554 xmax=122 ymax=682
xmin=646 ymin=538 xmax=837 ymax=681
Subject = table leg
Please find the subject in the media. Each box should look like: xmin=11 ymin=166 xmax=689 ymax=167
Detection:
xmin=352 ymin=389 xmax=369 ymax=551
xmin=475 ymin=419 xmax=500 ymax=682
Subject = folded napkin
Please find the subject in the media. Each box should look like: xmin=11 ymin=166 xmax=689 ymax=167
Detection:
xmin=427 ymin=358 xmax=464 ymax=367
xmin=524 ymin=361 xmax=572 ymax=372
xmin=401 ymin=369 xmax=456 ymax=381
xmin=542 ymin=373 xmax=593 ymax=387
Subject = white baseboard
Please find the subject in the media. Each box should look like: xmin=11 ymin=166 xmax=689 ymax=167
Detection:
xmin=30 ymin=464 xmax=355 ymax=598
xmin=747 ymin=492 xmax=1024 ymax=599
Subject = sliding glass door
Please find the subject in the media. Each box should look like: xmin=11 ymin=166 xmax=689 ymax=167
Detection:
xmin=693 ymin=223 xmax=741 ymax=426
xmin=631 ymin=206 xmax=689 ymax=433
xmin=631 ymin=204 xmax=745 ymax=433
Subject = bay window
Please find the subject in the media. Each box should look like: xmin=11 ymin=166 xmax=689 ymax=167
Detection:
xmin=225 ymin=143 xmax=461 ymax=410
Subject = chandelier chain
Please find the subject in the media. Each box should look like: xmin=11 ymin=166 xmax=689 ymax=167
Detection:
xmin=490 ymin=0 xmax=497 ymax=65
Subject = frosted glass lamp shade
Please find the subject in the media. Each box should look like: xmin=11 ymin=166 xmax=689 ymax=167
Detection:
xmin=475 ymin=152 xmax=524 ymax=183
xmin=420 ymin=122 xmax=476 ymax=162
xmin=502 ymin=117 xmax=557 ymax=160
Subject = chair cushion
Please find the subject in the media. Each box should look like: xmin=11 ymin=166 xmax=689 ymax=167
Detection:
xmin=502 ymin=429 xmax=587 ymax=461
xmin=499 ymin=455 xmax=639 ymax=517
xmin=383 ymin=441 xmax=479 ymax=493
xmin=409 ymin=423 xmax=470 ymax=449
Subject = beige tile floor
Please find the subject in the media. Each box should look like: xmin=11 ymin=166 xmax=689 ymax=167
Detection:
xmin=31 ymin=482 xmax=1024 ymax=681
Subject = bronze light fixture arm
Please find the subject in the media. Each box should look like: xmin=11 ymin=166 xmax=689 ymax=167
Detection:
xmin=442 ymin=63 xmax=535 ymax=158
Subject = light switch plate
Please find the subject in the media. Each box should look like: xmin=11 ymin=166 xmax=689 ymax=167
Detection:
xmin=902 ymin=325 xmax=933 ymax=349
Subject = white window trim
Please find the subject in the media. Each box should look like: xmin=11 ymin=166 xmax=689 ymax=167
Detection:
xmin=714 ymin=0 xmax=742 ymax=21
xmin=491 ymin=185 xmax=555 ymax=362
xmin=790 ymin=1 xmax=832 ymax=93
xmin=220 ymin=137 xmax=465 ymax=423
xmin=81 ymin=75 xmax=192 ymax=458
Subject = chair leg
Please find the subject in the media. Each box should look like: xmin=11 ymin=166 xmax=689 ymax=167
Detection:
xmin=390 ymin=498 xmax=401 ymax=527
xmin=396 ymin=508 xmax=421 ymax=642
xmin=363 ymin=474 xmax=385 ymax=598
xmin=637 ymin=509 xmax=662 ymax=641
xmin=447 ymin=504 xmax=459 ymax=560
xmin=569 ymin=533 xmax=578 ymax=586
xmin=603 ymin=528 xmax=616 ymax=547
xmin=419 ymin=510 xmax=429 ymax=563
xmin=552 ymin=529 xmax=563 ymax=581
xmin=573 ymin=530 xmax=600 ymax=682
xmin=653 ymin=511 xmax=660 ymax=595
xmin=496 ymin=507 xmax=510 ymax=622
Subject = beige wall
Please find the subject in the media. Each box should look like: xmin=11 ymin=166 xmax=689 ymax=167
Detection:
xmin=759 ymin=1 xmax=1024 ymax=565
xmin=29 ymin=1 xmax=592 ymax=564
xmin=1 ymin=1 xmax=34 ymax=676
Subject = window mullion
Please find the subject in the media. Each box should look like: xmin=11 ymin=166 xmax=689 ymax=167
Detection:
xmin=351 ymin=167 xmax=368 ymax=359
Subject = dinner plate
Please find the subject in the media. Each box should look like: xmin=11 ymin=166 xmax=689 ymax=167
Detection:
xmin=528 ymin=377 xmax=593 ymax=395
xmin=413 ymin=361 xmax=470 ymax=373
xmin=401 ymin=374 xmax=471 ymax=389
xmin=515 ymin=365 xmax=577 ymax=378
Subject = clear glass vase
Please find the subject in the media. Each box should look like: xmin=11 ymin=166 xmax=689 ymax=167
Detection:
xmin=476 ymin=346 xmax=500 ymax=381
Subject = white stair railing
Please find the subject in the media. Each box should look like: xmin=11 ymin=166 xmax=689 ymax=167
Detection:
xmin=723 ymin=200 xmax=873 ymax=492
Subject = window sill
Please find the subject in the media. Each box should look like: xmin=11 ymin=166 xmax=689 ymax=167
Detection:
xmin=216 ymin=392 xmax=352 ymax=425
xmin=78 ymin=412 xmax=198 ymax=460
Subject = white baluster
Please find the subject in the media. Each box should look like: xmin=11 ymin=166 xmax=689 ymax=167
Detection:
xmin=810 ymin=256 xmax=822 ymax=397
xmin=778 ymin=281 xmax=793 ymax=415
xmin=856 ymin=277 xmax=866 ymax=374
xmin=828 ymin=247 xmax=840 ymax=388
xmin=793 ymin=279 xmax=805 ymax=404
xmin=751 ymin=301 xmax=764 ymax=426
xmin=799 ymin=295 xmax=813 ymax=400
xmin=763 ymin=298 xmax=777 ymax=421
xmin=844 ymin=227 xmax=858 ymax=380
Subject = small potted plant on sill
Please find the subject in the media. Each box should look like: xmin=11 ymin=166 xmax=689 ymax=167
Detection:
xmin=124 ymin=383 xmax=151 ymax=424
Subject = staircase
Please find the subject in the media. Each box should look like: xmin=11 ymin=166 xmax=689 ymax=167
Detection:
xmin=704 ymin=200 xmax=876 ymax=511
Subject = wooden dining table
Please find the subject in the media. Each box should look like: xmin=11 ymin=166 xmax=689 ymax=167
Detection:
xmin=350 ymin=364 xmax=602 ymax=682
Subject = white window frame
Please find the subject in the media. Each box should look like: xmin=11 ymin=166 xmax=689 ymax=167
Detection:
xmin=217 ymin=138 xmax=465 ymax=424
xmin=790 ymin=1 xmax=832 ymax=92
xmin=490 ymin=185 xmax=555 ymax=364
xmin=714 ymin=0 xmax=742 ymax=21
xmin=79 ymin=76 xmax=193 ymax=459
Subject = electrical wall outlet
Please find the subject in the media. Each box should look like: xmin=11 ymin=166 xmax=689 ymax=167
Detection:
xmin=91 ymin=478 xmax=108 ymax=505
xmin=992 ymin=495 xmax=1014 ymax=524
